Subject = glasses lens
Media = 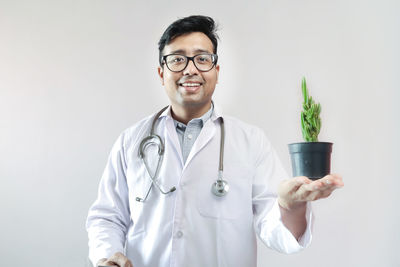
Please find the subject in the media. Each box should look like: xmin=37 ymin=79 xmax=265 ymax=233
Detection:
xmin=165 ymin=55 xmax=187 ymax=72
xmin=194 ymin=54 xmax=215 ymax=71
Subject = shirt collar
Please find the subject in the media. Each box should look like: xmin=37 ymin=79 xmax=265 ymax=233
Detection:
xmin=159 ymin=101 xmax=223 ymax=124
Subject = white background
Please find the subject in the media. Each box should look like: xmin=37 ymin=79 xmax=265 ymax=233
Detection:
xmin=1 ymin=0 xmax=399 ymax=266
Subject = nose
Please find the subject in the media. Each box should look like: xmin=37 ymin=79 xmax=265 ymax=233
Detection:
xmin=183 ymin=58 xmax=199 ymax=75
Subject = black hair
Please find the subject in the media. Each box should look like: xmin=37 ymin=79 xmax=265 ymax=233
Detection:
xmin=158 ymin=15 xmax=219 ymax=66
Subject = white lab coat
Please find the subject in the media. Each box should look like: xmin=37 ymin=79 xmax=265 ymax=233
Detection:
xmin=86 ymin=105 xmax=313 ymax=267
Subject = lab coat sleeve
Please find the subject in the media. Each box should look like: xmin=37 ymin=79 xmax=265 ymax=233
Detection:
xmin=252 ymin=130 xmax=314 ymax=254
xmin=86 ymin=133 xmax=131 ymax=266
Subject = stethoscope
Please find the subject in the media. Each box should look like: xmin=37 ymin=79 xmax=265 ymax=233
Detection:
xmin=135 ymin=106 xmax=229 ymax=202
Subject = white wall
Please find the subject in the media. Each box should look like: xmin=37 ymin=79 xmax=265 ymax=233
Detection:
xmin=1 ymin=0 xmax=399 ymax=266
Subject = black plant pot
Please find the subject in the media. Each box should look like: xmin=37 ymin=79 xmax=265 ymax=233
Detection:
xmin=288 ymin=142 xmax=333 ymax=180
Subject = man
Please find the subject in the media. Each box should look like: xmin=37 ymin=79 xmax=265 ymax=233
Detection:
xmin=86 ymin=15 xmax=343 ymax=267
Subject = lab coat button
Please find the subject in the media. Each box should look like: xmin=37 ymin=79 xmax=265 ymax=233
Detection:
xmin=176 ymin=231 xmax=183 ymax=238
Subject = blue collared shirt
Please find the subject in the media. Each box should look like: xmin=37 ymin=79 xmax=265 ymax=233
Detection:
xmin=173 ymin=104 xmax=214 ymax=163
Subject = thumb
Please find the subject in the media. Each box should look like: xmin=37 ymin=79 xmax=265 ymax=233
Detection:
xmin=107 ymin=253 xmax=133 ymax=267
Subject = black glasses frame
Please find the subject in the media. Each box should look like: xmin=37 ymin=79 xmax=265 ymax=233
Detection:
xmin=162 ymin=53 xmax=218 ymax=72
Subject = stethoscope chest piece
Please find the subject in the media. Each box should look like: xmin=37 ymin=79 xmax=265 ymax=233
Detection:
xmin=212 ymin=179 xmax=229 ymax=197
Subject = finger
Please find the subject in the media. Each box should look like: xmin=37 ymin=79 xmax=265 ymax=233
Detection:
xmin=304 ymin=179 xmax=323 ymax=191
xmin=324 ymin=174 xmax=344 ymax=183
xmin=278 ymin=176 xmax=321 ymax=209
xmin=320 ymin=189 xmax=333 ymax=198
xmin=288 ymin=176 xmax=310 ymax=193
xmin=100 ymin=260 xmax=119 ymax=267
xmin=277 ymin=177 xmax=309 ymax=203
xmin=321 ymin=184 xmax=343 ymax=196
xmin=308 ymin=182 xmax=346 ymax=201
xmin=98 ymin=258 xmax=119 ymax=267
xmin=285 ymin=176 xmax=311 ymax=191
xmin=329 ymin=173 xmax=343 ymax=181
xmin=305 ymin=189 xmax=323 ymax=201
xmin=320 ymin=174 xmax=344 ymax=188
xmin=295 ymin=178 xmax=332 ymax=200
xmin=293 ymin=182 xmax=316 ymax=201
xmin=306 ymin=175 xmax=343 ymax=189
xmin=107 ymin=252 xmax=131 ymax=267
xmin=311 ymin=187 xmax=337 ymax=201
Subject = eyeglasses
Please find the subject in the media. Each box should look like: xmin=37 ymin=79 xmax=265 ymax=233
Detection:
xmin=162 ymin=54 xmax=218 ymax=72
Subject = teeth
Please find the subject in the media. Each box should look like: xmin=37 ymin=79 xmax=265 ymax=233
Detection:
xmin=182 ymin=83 xmax=201 ymax=87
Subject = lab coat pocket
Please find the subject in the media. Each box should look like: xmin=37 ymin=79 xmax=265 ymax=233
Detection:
xmin=196 ymin=176 xmax=252 ymax=220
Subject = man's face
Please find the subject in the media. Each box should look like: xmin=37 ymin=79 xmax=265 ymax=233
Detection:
xmin=158 ymin=32 xmax=220 ymax=111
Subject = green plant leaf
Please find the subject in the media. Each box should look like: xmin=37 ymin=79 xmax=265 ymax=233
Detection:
xmin=300 ymin=77 xmax=322 ymax=142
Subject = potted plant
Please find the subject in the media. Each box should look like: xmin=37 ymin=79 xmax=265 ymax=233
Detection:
xmin=288 ymin=77 xmax=333 ymax=180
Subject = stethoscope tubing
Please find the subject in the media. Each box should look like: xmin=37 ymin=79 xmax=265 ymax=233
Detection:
xmin=136 ymin=106 xmax=228 ymax=202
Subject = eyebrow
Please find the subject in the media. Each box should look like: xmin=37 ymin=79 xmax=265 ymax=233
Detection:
xmin=168 ymin=48 xmax=213 ymax=55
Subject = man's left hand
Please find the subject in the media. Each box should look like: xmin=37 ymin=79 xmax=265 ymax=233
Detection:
xmin=278 ymin=174 xmax=344 ymax=210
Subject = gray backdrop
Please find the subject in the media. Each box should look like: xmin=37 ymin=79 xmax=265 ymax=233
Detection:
xmin=1 ymin=0 xmax=399 ymax=266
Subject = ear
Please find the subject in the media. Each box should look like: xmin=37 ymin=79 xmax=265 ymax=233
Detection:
xmin=157 ymin=66 xmax=165 ymax=85
xmin=215 ymin=64 xmax=220 ymax=84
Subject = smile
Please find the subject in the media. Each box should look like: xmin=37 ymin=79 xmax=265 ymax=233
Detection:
xmin=179 ymin=82 xmax=202 ymax=87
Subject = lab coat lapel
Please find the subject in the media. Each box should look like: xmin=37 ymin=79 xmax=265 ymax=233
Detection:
xmin=158 ymin=106 xmax=185 ymax=166
xmin=184 ymin=119 xmax=217 ymax=168
xmin=184 ymin=104 xmax=224 ymax=168
xmin=164 ymin=116 xmax=184 ymax=166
